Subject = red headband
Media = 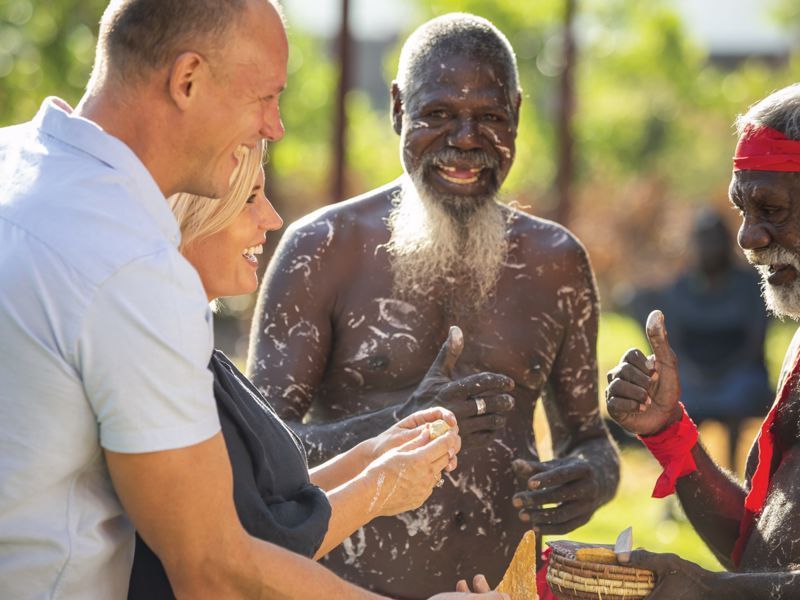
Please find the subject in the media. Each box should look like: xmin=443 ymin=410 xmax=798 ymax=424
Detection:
xmin=733 ymin=124 xmax=800 ymax=172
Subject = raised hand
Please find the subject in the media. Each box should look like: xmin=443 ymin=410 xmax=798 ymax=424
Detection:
xmin=399 ymin=326 xmax=515 ymax=446
xmin=510 ymin=456 xmax=601 ymax=533
xmin=606 ymin=310 xmax=683 ymax=436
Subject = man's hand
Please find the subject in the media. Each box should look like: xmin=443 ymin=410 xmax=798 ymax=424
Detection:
xmin=605 ymin=310 xmax=683 ymax=436
xmin=399 ymin=326 xmax=515 ymax=447
xmin=621 ymin=550 xmax=715 ymax=600
xmin=510 ymin=456 xmax=602 ymax=533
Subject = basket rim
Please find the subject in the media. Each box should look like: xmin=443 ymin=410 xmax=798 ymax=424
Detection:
xmin=548 ymin=556 xmax=654 ymax=583
xmin=550 ymin=553 xmax=654 ymax=578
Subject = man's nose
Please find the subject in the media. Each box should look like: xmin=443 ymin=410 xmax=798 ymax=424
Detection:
xmin=448 ymin=117 xmax=480 ymax=150
xmin=738 ymin=216 xmax=772 ymax=250
xmin=261 ymin=103 xmax=285 ymax=143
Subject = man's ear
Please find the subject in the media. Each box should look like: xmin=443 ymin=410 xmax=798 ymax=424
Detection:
xmin=512 ymin=93 xmax=522 ymax=129
xmin=391 ymin=81 xmax=403 ymax=136
xmin=168 ymin=51 xmax=206 ymax=111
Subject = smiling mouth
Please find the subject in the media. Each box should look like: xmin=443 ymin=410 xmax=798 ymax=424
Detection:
xmin=242 ymin=244 xmax=263 ymax=265
xmin=436 ymin=164 xmax=485 ymax=185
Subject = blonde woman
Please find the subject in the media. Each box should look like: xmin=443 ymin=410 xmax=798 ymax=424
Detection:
xmin=128 ymin=143 xmax=504 ymax=599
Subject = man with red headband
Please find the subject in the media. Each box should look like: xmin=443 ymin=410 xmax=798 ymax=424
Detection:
xmin=605 ymin=83 xmax=800 ymax=598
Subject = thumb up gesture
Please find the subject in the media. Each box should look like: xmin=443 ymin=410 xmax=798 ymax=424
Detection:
xmin=605 ymin=310 xmax=683 ymax=436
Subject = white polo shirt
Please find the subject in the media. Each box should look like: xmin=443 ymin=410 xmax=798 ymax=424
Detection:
xmin=0 ymin=98 xmax=220 ymax=598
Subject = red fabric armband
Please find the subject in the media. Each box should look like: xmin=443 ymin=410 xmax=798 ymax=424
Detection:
xmin=733 ymin=124 xmax=800 ymax=172
xmin=537 ymin=547 xmax=557 ymax=600
xmin=638 ymin=403 xmax=699 ymax=498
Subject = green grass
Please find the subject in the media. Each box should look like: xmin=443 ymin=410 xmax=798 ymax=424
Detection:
xmin=552 ymin=447 xmax=722 ymax=569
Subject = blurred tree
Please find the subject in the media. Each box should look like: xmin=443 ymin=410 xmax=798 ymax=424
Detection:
xmin=0 ymin=0 xmax=106 ymax=125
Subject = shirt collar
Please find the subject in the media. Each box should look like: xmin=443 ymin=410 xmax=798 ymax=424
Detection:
xmin=34 ymin=97 xmax=181 ymax=246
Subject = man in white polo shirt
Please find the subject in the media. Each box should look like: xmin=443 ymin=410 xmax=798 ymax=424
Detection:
xmin=0 ymin=2 xmax=508 ymax=599
xmin=0 ymin=1 xmax=418 ymax=598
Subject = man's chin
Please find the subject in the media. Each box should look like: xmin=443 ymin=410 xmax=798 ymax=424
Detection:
xmin=762 ymin=281 xmax=800 ymax=321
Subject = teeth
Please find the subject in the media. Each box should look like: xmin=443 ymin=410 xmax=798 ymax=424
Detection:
xmin=243 ymin=245 xmax=263 ymax=256
xmin=440 ymin=172 xmax=479 ymax=184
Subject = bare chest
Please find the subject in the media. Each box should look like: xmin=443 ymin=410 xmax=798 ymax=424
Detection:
xmin=323 ymin=293 xmax=567 ymax=395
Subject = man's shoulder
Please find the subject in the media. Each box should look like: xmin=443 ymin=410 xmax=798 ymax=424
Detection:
xmin=282 ymin=180 xmax=400 ymax=244
xmin=504 ymin=206 xmax=587 ymax=256
xmin=2 ymin=157 xmax=176 ymax=289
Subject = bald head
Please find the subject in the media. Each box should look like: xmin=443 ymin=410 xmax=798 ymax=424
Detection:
xmin=395 ymin=13 xmax=520 ymax=104
xmin=92 ymin=0 xmax=284 ymax=86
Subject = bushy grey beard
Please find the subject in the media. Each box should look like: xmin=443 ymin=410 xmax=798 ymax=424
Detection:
xmin=384 ymin=175 xmax=509 ymax=319
xmin=744 ymin=245 xmax=800 ymax=320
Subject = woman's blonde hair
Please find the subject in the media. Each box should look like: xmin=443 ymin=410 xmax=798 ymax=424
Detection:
xmin=169 ymin=140 xmax=266 ymax=251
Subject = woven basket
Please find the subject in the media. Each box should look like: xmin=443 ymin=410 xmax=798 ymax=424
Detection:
xmin=546 ymin=542 xmax=654 ymax=600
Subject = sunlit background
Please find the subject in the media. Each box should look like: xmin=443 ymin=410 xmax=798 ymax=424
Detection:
xmin=3 ymin=0 xmax=800 ymax=572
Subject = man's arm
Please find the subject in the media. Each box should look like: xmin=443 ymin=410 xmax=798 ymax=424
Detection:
xmin=623 ymin=550 xmax=800 ymax=600
xmin=513 ymin=240 xmax=620 ymax=533
xmin=106 ymin=433 xmax=383 ymax=599
xmin=247 ymin=216 xmax=416 ymax=463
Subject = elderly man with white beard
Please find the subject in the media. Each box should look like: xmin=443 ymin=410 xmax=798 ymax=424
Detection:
xmin=248 ymin=13 xmax=619 ymax=599
xmin=605 ymin=83 xmax=800 ymax=599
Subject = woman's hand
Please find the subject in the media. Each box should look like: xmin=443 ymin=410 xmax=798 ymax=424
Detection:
xmin=364 ymin=423 xmax=461 ymax=517
xmin=368 ymin=407 xmax=460 ymax=473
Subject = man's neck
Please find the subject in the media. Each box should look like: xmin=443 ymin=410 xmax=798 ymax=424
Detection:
xmin=74 ymin=85 xmax=179 ymax=197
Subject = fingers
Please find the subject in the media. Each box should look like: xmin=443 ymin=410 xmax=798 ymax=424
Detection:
xmin=517 ymin=508 xmax=591 ymax=535
xmin=404 ymin=429 xmax=459 ymax=467
xmin=439 ymin=374 xmax=515 ymax=405
xmin=429 ymin=325 xmax=464 ymax=378
xmin=458 ymin=413 xmax=509 ymax=436
xmin=471 ymin=574 xmax=490 ymax=593
xmin=398 ymin=406 xmax=459 ymax=430
xmin=455 ymin=579 xmax=469 ymax=593
xmin=606 ymin=377 xmax=650 ymax=412
xmin=522 ymin=460 xmax=591 ymax=491
xmin=606 ymin=360 xmax=652 ymax=388
xmin=445 ymin=393 xmax=515 ymax=423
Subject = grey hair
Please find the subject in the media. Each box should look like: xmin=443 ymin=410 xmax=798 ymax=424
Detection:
xmin=736 ymin=83 xmax=800 ymax=141
xmin=94 ymin=0 xmax=284 ymax=83
xmin=396 ymin=13 xmax=521 ymax=102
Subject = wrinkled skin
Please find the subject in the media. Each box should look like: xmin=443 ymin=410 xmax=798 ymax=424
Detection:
xmin=247 ymin=53 xmax=618 ymax=599
xmin=605 ymin=170 xmax=800 ymax=598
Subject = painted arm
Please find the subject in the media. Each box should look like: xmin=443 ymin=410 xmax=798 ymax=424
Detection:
xmin=622 ymin=550 xmax=800 ymax=599
xmin=513 ymin=242 xmax=619 ymax=533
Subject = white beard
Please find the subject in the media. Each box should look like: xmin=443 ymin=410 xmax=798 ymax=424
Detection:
xmin=383 ymin=176 xmax=509 ymax=319
xmin=745 ymin=246 xmax=800 ymax=320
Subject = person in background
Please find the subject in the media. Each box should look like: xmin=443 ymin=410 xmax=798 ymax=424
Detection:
xmin=623 ymin=208 xmax=772 ymax=470
xmin=0 ymin=0 xmax=506 ymax=597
